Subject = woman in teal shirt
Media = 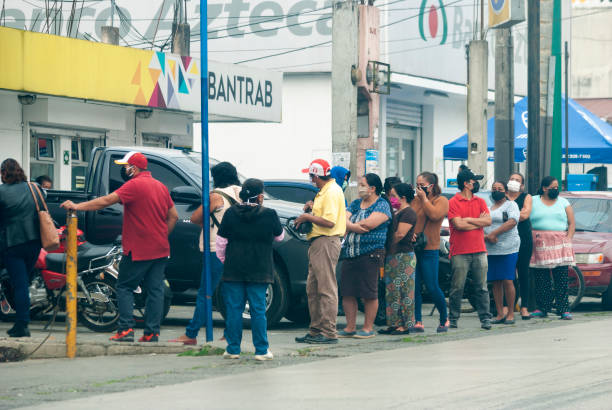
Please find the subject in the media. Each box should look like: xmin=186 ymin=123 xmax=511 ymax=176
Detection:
xmin=529 ymin=176 xmax=576 ymax=320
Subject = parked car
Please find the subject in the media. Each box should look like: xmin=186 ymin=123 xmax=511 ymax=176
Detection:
xmin=562 ymin=191 xmax=612 ymax=308
xmin=43 ymin=147 xmax=310 ymax=327
xmin=263 ymin=180 xmax=318 ymax=204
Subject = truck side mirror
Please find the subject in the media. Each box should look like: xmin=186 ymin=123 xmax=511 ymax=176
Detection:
xmin=170 ymin=186 xmax=201 ymax=204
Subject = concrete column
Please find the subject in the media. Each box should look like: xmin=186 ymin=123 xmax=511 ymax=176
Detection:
xmin=467 ymin=40 xmax=488 ymax=181
xmin=172 ymin=23 xmax=191 ymax=56
xmin=331 ymin=1 xmax=359 ymax=198
xmin=494 ymin=28 xmax=514 ymax=182
xmin=539 ymin=0 xmax=554 ymax=180
xmin=527 ymin=0 xmax=541 ymax=194
xmin=100 ymin=26 xmax=120 ymax=45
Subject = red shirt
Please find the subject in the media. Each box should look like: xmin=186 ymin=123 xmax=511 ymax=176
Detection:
xmin=114 ymin=171 xmax=174 ymax=261
xmin=447 ymin=192 xmax=489 ymax=256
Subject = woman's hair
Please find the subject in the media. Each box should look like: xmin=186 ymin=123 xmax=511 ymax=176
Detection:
xmin=418 ymin=171 xmax=442 ymax=197
xmin=211 ymin=162 xmax=241 ymax=188
xmin=239 ymin=178 xmax=264 ymax=203
xmin=364 ymin=173 xmax=383 ymax=196
xmin=383 ymin=176 xmax=402 ymax=194
xmin=393 ymin=183 xmax=415 ymax=203
xmin=510 ymin=172 xmax=525 ymax=185
xmin=0 ymin=158 xmax=27 ymax=184
xmin=537 ymin=176 xmax=557 ymax=195
xmin=493 ymin=180 xmax=508 ymax=192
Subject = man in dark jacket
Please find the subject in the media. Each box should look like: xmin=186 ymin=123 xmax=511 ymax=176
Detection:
xmin=61 ymin=151 xmax=178 ymax=342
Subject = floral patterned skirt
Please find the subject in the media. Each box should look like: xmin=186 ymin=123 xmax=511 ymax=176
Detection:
xmin=384 ymin=252 xmax=416 ymax=328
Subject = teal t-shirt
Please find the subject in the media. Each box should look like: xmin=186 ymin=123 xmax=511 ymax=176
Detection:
xmin=530 ymin=195 xmax=570 ymax=231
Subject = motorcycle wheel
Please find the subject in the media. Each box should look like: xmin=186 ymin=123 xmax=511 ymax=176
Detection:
xmin=77 ymin=275 xmax=120 ymax=332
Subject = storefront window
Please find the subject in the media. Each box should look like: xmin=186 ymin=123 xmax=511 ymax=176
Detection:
xmin=71 ymin=138 xmax=101 ymax=191
xmin=30 ymin=133 xmax=56 ymax=185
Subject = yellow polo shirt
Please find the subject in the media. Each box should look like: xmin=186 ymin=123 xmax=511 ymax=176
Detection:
xmin=307 ymin=180 xmax=346 ymax=240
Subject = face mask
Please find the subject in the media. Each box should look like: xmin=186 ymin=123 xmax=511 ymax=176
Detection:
xmin=491 ymin=191 xmax=506 ymax=202
xmin=420 ymin=185 xmax=430 ymax=195
xmin=472 ymin=181 xmax=480 ymax=194
xmin=389 ymin=196 xmax=400 ymax=210
xmin=358 ymin=187 xmax=370 ymax=199
xmin=507 ymin=180 xmax=521 ymax=192
xmin=341 ymin=181 xmax=348 ymax=191
xmin=120 ymin=166 xmax=134 ymax=182
xmin=547 ymin=188 xmax=559 ymax=199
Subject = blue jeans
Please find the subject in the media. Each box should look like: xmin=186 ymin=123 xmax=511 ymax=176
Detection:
xmin=3 ymin=240 xmax=41 ymax=324
xmin=415 ymin=250 xmax=448 ymax=324
xmin=185 ymin=252 xmax=224 ymax=339
xmin=223 ymin=281 xmax=269 ymax=355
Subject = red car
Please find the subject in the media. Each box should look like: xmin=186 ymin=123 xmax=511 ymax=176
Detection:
xmin=563 ymin=192 xmax=612 ymax=308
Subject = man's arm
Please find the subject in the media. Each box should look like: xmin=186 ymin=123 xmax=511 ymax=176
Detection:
xmin=167 ymin=205 xmax=179 ymax=234
xmin=422 ymin=196 xmax=449 ymax=221
xmin=60 ymin=193 xmax=120 ymax=211
xmin=296 ymin=213 xmax=335 ymax=229
xmin=464 ymin=212 xmax=492 ymax=227
xmin=450 ymin=217 xmax=480 ymax=231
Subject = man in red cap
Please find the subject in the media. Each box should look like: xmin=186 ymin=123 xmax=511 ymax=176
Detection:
xmin=294 ymin=159 xmax=346 ymax=344
xmin=61 ymin=151 xmax=178 ymax=342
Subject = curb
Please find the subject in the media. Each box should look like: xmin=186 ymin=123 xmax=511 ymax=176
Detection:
xmin=0 ymin=337 xmax=194 ymax=360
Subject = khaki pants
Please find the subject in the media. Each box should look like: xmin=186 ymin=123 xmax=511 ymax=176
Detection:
xmin=307 ymin=236 xmax=341 ymax=339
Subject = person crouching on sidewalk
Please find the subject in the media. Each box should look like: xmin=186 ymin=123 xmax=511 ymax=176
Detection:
xmin=215 ymin=179 xmax=284 ymax=361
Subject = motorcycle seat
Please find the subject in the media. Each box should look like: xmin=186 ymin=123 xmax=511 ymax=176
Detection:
xmin=45 ymin=242 xmax=114 ymax=274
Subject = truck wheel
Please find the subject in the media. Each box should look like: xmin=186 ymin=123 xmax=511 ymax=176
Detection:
xmin=568 ymin=265 xmax=585 ymax=311
xmin=216 ymin=265 xmax=289 ymax=329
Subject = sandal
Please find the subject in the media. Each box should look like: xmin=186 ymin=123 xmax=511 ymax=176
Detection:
xmin=377 ymin=327 xmax=397 ymax=335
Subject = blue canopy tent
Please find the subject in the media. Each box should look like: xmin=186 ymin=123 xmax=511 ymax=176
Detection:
xmin=443 ymin=96 xmax=612 ymax=163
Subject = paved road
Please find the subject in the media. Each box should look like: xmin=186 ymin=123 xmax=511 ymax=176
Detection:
xmin=17 ymin=317 xmax=612 ymax=410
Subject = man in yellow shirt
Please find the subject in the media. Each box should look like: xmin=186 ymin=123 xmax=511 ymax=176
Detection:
xmin=295 ymin=159 xmax=346 ymax=344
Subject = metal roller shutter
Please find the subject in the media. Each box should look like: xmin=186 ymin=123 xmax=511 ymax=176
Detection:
xmin=386 ymin=99 xmax=423 ymax=128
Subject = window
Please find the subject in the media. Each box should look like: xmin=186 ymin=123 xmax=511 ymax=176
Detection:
xmin=71 ymin=137 xmax=101 ymax=191
xmin=109 ymin=155 xmax=188 ymax=193
xmin=265 ymin=185 xmax=316 ymax=204
xmin=30 ymin=133 xmax=56 ymax=185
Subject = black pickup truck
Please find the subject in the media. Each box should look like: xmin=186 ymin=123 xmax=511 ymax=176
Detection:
xmin=44 ymin=146 xmax=311 ymax=326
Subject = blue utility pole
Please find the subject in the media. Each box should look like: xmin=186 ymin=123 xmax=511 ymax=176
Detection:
xmin=199 ymin=0 xmax=213 ymax=343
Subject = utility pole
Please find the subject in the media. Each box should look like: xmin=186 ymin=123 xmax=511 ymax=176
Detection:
xmin=527 ymin=0 xmax=541 ymax=194
xmin=101 ymin=0 xmax=119 ymax=45
xmin=467 ymin=40 xmax=488 ymax=180
xmin=172 ymin=0 xmax=191 ymax=56
xmin=540 ymin=0 xmax=554 ymax=183
xmin=550 ymin=0 xmax=563 ymax=183
xmin=494 ymin=28 xmax=514 ymax=182
xmin=564 ymin=41 xmax=570 ymax=184
xmin=331 ymin=0 xmax=359 ymax=198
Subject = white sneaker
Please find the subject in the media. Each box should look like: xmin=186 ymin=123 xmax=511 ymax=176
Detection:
xmin=254 ymin=350 xmax=274 ymax=361
xmin=223 ymin=351 xmax=240 ymax=359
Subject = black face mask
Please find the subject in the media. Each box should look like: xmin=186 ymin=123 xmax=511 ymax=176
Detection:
xmin=120 ymin=166 xmax=132 ymax=182
xmin=547 ymin=188 xmax=559 ymax=199
xmin=491 ymin=191 xmax=506 ymax=202
xmin=472 ymin=181 xmax=480 ymax=194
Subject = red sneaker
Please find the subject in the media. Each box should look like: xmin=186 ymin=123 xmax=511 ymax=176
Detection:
xmin=110 ymin=328 xmax=134 ymax=342
xmin=138 ymin=333 xmax=159 ymax=342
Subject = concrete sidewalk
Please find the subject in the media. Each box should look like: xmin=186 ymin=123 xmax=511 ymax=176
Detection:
xmin=21 ymin=318 xmax=612 ymax=410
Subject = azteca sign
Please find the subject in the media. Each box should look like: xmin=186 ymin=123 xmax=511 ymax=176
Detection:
xmin=419 ymin=0 xmax=448 ymax=45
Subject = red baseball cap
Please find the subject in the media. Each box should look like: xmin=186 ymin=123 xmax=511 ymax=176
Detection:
xmin=302 ymin=159 xmax=331 ymax=177
xmin=114 ymin=151 xmax=148 ymax=170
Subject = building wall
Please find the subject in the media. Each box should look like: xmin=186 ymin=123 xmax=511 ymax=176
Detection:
xmin=0 ymin=90 xmax=193 ymax=190
xmin=571 ymin=7 xmax=612 ymax=98
xmin=200 ymin=73 xmax=332 ymax=180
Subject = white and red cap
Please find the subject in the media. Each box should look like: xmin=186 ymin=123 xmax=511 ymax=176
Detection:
xmin=114 ymin=151 xmax=148 ymax=170
xmin=302 ymin=159 xmax=331 ymax=177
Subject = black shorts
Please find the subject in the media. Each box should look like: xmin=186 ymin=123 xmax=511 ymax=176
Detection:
xmin=340 ymin=249 xmax=385 ymax=300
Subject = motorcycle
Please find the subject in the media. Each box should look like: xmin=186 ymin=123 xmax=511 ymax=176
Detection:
xmin=0 ymin=230 xmax=172 ymax=332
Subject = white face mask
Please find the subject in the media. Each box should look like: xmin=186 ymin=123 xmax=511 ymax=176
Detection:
xmin=358 ymin=187 xmax=370 ymax=199
xmin=507 ymin=180 xmax=521 ymax=193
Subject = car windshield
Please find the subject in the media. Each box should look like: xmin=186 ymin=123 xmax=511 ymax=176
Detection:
xmin=566 ymin=197 xmax=612 ymax=233
xmin=172 ymin=152 xmax=274 ymax=199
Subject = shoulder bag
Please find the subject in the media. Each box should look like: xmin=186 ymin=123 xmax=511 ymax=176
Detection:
xmin=413 ymin=217 xmax=428 ymax=253
xmin=27 ymin=183 xmax=60 ymax=251
xmin=210 ymin=189 xmax=239 ymax=228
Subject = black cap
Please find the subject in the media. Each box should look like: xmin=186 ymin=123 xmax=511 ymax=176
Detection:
xmin=457 ymin=168 xmax=484 ymax=189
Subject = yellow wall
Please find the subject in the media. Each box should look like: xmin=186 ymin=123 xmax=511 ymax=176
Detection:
xmin=0 ymin=27 xmax=200 ymax=111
